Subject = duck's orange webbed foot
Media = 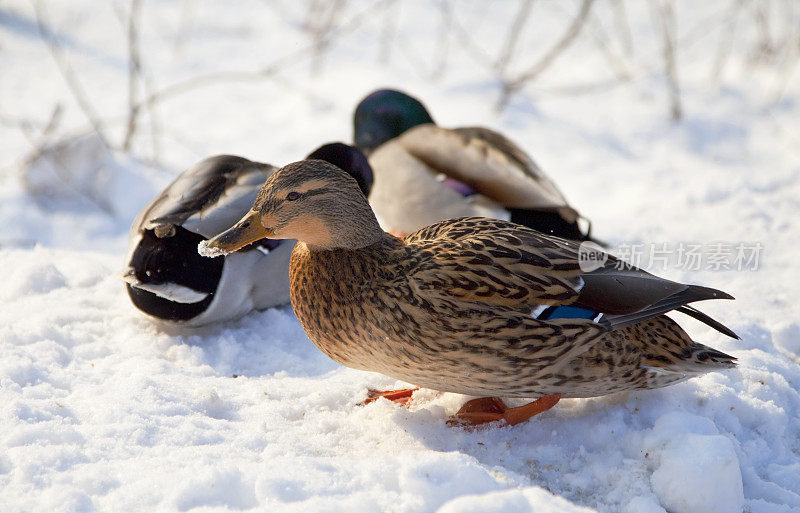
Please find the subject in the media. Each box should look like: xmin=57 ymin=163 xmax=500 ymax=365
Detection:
xmin=362 ymin=387 xmax=420 ymax=406
xmin=448 ymin=394 xmax=561 ymax=427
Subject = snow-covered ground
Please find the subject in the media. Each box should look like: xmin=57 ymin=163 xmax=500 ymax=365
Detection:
xmin=2 ymin=1 xmax=800 ymax=512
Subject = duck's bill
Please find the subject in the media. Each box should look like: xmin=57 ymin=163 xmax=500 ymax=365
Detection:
xmin=198 ymin=211 xmax=273 ymax=258
xmin=119 ymin=268 xmax=138 ymax=285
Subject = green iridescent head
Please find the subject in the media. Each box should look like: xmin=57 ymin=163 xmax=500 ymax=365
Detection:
xmin=353 ymin=89 xmax=435 ymax=155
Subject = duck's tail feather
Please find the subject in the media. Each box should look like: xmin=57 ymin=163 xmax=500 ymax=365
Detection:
xmin=674 ymin=305 xmax=740 ymax=339
xmin=599 ymin=285 xmax=737 ymax=338
xmin=646 ymin=342 xmax=737 ymax=376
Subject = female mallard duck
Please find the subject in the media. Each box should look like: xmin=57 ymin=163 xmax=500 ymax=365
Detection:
xmin=354 ymin=89 xmax=593 ymax=240
xmin=200 ymin=160 xmax=737 ymax=426
xmin=123 ymin=143 xmax=372 ymax=326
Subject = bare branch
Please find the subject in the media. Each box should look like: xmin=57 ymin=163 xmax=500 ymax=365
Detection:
xmin=432 ymin=0 xmax=454 ymax=80
xmin=583 ymin=10 xmax=634 ymax=81
xmin=122 ymin=0 xmax=143 ymax=151
xmin=33 ymin=0 xmax=109 ymax=147
xmin=448 ymin=11 xmax=496 ymax=71
xmin=536 ymin=76 xmax=634 ymax=96
xmin=136 ymin=0 xmax=396 ymax=111
xmin=378 ymin=0 xmax=399 ymax=63
xmin=611 ymin=0 xmax=633 ymax=56
xmin=494 ymin=0 xmax=535 ymax=76
xmin=21 ymin=129 xmax=116 ymax=216
xmin=303 ymin=0 xmax=347 ymax=74
xmin=498 ymin=0 xmax=595 ymax=109
xmin=751 ymin=0 xmax=776 ymax=64
xmin=650 ymin=0 xmax=682 ymax=121
xmin=4 ymin=104 xmax=63 ymax=161
xmin=173 ymin=0 xmax=198 ymax=54
xmin=0 ymin=105 xmax=63 ymax=183
xmin=143 ymin=73 xmax=163 ymax=163
xmin=710 ymin=0 xmax=746 ymax=82
xmin=136 ymin=52 xmax=308 ymax=109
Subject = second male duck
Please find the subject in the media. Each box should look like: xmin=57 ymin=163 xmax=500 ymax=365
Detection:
xmin=354 ymin=89 xmax=592 ymax=240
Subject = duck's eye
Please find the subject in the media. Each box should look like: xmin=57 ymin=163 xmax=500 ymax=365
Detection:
xmin=286 ymin=192 xmax=300 ymax=201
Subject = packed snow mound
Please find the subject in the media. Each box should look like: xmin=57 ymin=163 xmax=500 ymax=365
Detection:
xmin=643 ymin=412 xmax=744 ymax=513
xmin=438 ymin=487 xmax=598 ymax=513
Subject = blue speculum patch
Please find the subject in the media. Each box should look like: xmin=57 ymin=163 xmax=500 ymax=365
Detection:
xmin=539 ymin=305 xmax=598 ymax=320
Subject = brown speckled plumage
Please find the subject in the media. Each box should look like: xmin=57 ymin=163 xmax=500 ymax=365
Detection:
xmin=205 ymin=160 xmax=737 ymax=401
xmin=289 ymin=216 xmax=736 ymax=399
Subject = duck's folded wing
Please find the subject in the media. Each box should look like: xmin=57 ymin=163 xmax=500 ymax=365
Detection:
xmin=140 ymin=155 xmax=274 ymax=239
xmin=397 ymin=125 xmax=579 ymax=222
xmin=406 ymin=217 xmax=585 ymax=308
xmin=405 ymin=218 xmax=737 ymax=338
xmin=575 ymin=267 xmax=738 ymax=338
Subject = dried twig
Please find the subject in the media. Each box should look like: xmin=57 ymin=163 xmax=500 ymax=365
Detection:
xmin=751 ymin=0 xmax=776 ymax=64
xmin=136 ymin=52 xmax=311 ymax=109
xmin=33 ymin=0 xmax=109 ymax=147
xmin=143 ymin=73 xmax=163 ymax=163
xmin=304 ymin=0 xmax=347 ymax=74
xmin=0 ymin=107 xmax=60 ymax=135
xmin=583 ymin=10 xmax=633 ymax=81
xmin=26 ymin=105 xmax=64 ymax=155
xmin=448 ymin=12 xmax=496 ymax=71
xmin=378 ymin=0 xmax=399 ymax=63
xmin=173 ymin=0 xmax=198 ymax=54
xmin=533 ymin=76 xmax=635 ymax=97
xmin=122 ymin=0 xmax=143 ymax=151
xmin=498 ymin=0 xmax=595 ymax=110
xmin=650 ymin=0 xmax=682 ymax=121
xmin=494 ymin=0 xmax=535 ymax=76
xmin=0 ymin=105 xmax=62 ymax=196
xmin=19 ymin=121 xmax=116 ymax=216
xmin=710 ymin=0 xmax=746 ymax=82
xmin=2 ymin=104 xmax=63 ymax=168
xmin=432 ymin=0 xmax=454 ymax=80
xmin=611 ymin=0 xmax=633 ymax=56
xmin=136 ymin=0 xmax=395 ymax=112
xmin=770 ymin=32 xmax=800 ymax=103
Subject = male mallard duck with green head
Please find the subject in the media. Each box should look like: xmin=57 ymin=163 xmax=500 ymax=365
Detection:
xmin=200 ymin=160 xmax=737 ymax=426
xmin=354 ymin=89 xmax=593 ymax=241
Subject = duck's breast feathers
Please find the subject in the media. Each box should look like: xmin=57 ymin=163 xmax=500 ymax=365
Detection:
xmin=396 ymin=125 xmax=579 ymax=221
xmin=403 ymin=217 xmax=736 ymax=337
xmin=137 ymin=155 xmax=275 ymax=239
